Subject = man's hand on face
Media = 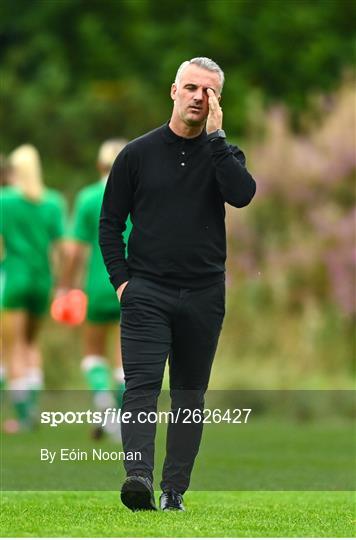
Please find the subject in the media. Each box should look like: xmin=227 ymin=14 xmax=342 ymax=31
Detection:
xmin=117 ymin=280 xmax=129 ymax=302
xmin=206 ymin=88 xmax=223 ymax=134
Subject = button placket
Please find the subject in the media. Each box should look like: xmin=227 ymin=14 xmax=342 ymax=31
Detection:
xmin=180 ymin=145 xmax=186 ymax=167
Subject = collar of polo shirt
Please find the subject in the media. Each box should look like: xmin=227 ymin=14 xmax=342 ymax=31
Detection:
xmin=161 ymin=122 xmax=208 ymax=145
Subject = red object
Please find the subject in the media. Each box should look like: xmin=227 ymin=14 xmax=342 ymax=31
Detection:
xmin=51 ymin=289 xmax=87 ymax=325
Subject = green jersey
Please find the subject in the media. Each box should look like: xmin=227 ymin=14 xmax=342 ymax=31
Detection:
xmin=1 ymin=186 xmax=65 ymax=279
xmin=70 ymin=179 xmax=132 ymax=320
xmin=0 ymin=186 xmax=66 ymax=314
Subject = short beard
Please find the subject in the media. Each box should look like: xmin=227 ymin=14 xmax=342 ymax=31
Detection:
xmin=183 ymin=115 xmax=206 ymax=127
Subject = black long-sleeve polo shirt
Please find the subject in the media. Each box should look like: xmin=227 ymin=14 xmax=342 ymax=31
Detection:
xmin=99 ymin=123 xmax=256 ymax=291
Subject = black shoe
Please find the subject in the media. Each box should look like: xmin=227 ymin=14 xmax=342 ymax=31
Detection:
xmin=160 ymin=489 xmax=185 ymax=511
xmin=121 ymin=475 xmax=157 ymax=511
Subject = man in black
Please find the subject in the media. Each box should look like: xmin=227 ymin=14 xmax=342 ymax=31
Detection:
xmin=99 ymin=57 xmax=256 ymax=511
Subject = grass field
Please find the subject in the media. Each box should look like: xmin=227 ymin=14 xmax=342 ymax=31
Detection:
xmin=1 ymin=490 xmax=355 ymax=537
xmin=1 ymin=393 xmax=355 ymax=537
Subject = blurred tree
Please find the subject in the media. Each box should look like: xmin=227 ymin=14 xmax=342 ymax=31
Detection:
xmin=0 ymin=0 xmax=354 ymax=193
xmin=1 ymin=0 xmax=353 ymax=388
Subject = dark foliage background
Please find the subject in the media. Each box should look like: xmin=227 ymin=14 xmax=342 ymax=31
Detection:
xmin=1 ymin=0 xmax=354 ymax=388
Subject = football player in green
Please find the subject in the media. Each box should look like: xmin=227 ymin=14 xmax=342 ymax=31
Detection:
xmin=59 ymin=139 xmax=132 ymax=438
xmin=1 ymin=145 xmax=67 ymax=431
xmin=0 ymin=153 xmax=10 ymax=391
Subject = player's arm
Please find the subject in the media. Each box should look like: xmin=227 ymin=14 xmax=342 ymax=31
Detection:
xmin=51 ymin=193 xmax=88 ymax=295
xmin=56 ymin=191 xmax=90 ymax=293
xmin=55 ymin=239 xmax=88 ymax=293
xmin=206 ymin=88 xmax=256 ymax=208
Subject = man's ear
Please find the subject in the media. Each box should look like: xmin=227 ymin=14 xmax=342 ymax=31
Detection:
xmin=170 ymin=83 xmax=177 ymax=101
xmin=218 ymin=95 xmax=222 ymax=103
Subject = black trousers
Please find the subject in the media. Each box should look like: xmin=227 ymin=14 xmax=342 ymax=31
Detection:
xmin=120 ymin=276 xmax=225 ymax=493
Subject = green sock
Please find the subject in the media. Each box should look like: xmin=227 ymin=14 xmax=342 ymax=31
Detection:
xmin=0 ymin=365 xmax=6 ymax=390
xmin=27 ymin=369 xmax=43 ymax=406
xmin=26 ymin=368 xmax=43 ymax=426
xmin=10 ymin=388 xmax=32 ymax=429
xmin=28 ymin=389 xmax=41 ymax=425
xmin=84 ymin=364 xmax=111 ymax=392
xmin=115 ymin=380 xmax=125 ymax=409
xmin=14 ymin=400 xmax=31 ymax=426
xmin=81 ymin=357 xmax=113 ymax=414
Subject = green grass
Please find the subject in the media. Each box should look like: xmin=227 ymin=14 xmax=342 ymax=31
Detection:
xmin=1 ymin=490 xmax=355 ymax=537
xmin=2 ymin=414 xmax=354 ymax=491
xmin=1 ymin=396 xmax=355 ymax=537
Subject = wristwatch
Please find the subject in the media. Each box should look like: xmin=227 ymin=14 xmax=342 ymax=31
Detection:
xmin=207 ymin=129 xmax=226 ymax=142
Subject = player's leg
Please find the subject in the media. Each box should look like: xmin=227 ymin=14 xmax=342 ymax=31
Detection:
xmin=96 ymin=320 xmax=126 ymax=441
xmin=0 ymin=363 xmax=5 ymax=390
xmin=2 ymin=277 xmax=49 ymax=431
xmin=88 ymin=298 xmax=125 ymax=440
xmin=3 ymin=309 xmax=32 ymax=431
xmin=120 ymin=277 xmax=173 ymax=483
xmin=83 ymin=296 xmax=122 ymax=438
xmin=82 ymin=292 xmax=122 ymax=393
xmin=82 ymin=322 xmax=114 ymax=407
xmin=25 ymin=314 xmax=44 ymax=417
xmin=0 ymin=267 xmax=6 ymax=390
xmin=160 ymin=281 xmax=225 ymax=497
xmin=92 ymin=299 xmax=125 ymax=410
xmin=23 ymin=283 xmax=52 ymax=421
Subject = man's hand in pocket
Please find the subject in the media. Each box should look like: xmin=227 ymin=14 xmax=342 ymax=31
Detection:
xmin=117 ymin=281 xmax=129 ymax=302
